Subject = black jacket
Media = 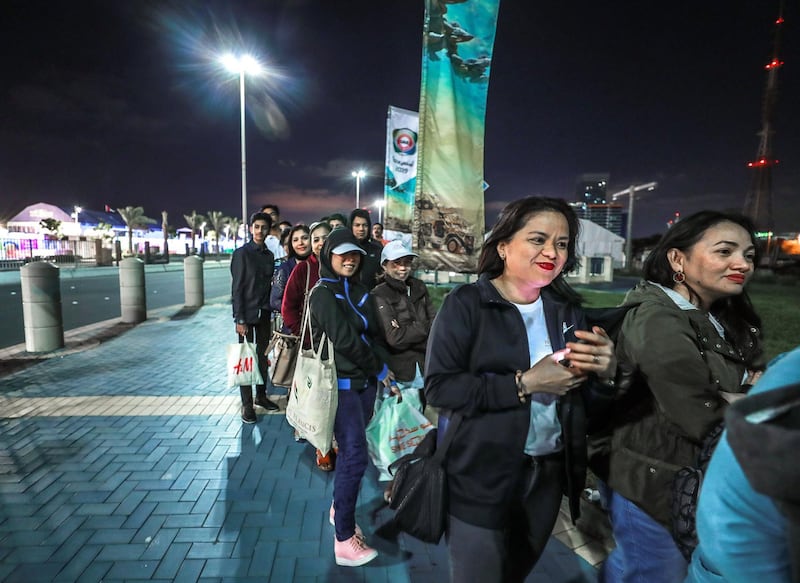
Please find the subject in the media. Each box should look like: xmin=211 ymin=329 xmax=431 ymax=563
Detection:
xmin=372 ymin=275 xmax=436 ymax=381
xmin=348 ymin=209 xmax=383 ymax=290
xmin=231 ymin=241 xmax=274 ymax=324
xmin=309 ymin=228 xmax=390 ymax=388
xmin=424 ymin=275 xmax=592 ymax=529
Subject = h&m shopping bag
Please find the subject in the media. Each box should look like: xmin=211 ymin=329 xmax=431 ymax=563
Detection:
xmin=366 ymin=392 xmax=434 ymax=481
xmin=285 ymin=306 xmax=338 ymax=455
xmin=226 ymin=339 xmax=264 ymax=388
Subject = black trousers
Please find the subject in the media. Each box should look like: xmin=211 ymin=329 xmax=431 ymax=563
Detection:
xmin=447 ymin=454 xmax=566 ymax=583
xmin=238 ymin=312 xmax=271 ymax=401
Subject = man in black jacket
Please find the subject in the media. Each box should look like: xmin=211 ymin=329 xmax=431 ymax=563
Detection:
xmin=231 ymin=211 xmax=279 ymax=422
xmin=349 ymin=209 xmax=383 ymax=290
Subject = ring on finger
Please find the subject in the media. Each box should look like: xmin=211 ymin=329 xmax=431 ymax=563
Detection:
xmin=592 ymin=355 xmax=600 ymax=364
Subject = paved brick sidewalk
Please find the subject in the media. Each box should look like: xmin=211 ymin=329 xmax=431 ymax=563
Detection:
xmin=0 ymin=301 xmax=602 ymax=582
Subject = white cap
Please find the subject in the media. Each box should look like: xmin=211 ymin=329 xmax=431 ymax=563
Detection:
xmin=381 ymin=240 xmax=418 ymax=263
xmin=331 ymin=242 xmax=366 ymax=256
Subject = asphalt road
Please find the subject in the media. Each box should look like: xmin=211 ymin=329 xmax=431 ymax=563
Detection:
xmin=0 ymin=263 xmax=232 ymax=349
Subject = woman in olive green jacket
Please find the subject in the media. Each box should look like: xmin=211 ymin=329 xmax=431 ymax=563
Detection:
xmin=600 ymin=211 xmax=765 ymax=583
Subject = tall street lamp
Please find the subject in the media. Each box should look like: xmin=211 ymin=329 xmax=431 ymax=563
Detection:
xmin=221 ymin=53 xmax=263 ymax=242
xmin=611 ymin=181 xmax=658 ymax=270
xmin=373 ymin=199 xmax=386 ymax=223
xmin=351 ymin=170 xmax=366 ymax=209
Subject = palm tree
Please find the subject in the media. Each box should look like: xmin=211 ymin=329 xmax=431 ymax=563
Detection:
xmin=161 ymin=210 xmax=169 ymax=261
xmin=117 ymin=206 xmax=156 ymax=254
xmin=206 ymin=211 xmax=227 ymax=254
xmin=183 ymin=211 xmax=205 ymax=253
xmin=226 ymin=217 xmax=241 ymax=248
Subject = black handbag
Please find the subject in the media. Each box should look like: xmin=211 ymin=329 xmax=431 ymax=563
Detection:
xmin=383 ymin=413 xmax=463 ymax=544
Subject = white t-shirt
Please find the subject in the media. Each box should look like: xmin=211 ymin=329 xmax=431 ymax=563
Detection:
xmin=265 ymin=235 xmax=286 ymax=260
xmin=512 ymin=297 xmax=563 ymax=456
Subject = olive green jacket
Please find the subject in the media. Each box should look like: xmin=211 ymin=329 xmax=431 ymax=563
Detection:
xmin=607 ymin=281 xmax=763 ymax=527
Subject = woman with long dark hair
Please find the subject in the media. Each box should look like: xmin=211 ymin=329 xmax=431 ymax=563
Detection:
xmin=600 ymin=210 xmax=765 ymax=583
xmin=424 ymin=197 xmax=617 ymax=582
xmin=270 ymin=224 xmax=311 ymax=320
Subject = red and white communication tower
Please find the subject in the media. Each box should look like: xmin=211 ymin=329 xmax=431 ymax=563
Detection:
xmin=742 ymin=4 xmax=785 ymax=230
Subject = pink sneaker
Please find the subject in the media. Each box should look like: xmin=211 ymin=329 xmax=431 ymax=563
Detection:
xmin=334 ymin=534 xmax=378 ymax=567
xmin=329 ymin=504 xmax=364 ymax=539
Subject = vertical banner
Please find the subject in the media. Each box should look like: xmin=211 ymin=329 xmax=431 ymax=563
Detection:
xmin=384 ymin=106 xmax=419 ymax=246
xmin=413 ymin=0 xmax=500 ymax=273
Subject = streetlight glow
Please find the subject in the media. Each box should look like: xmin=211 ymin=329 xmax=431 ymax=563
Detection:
xmin=351 ymin=170 xmax=366 ymax=208
xmin=220 ymin=52 xmax=264 ymax=244
xmin=373 ymin=199 xmax=386 ymax=223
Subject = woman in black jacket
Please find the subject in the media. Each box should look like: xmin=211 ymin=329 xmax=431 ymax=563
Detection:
xmin=309 ymin=227 xmax=393 ymax=568
xmin=424 ymin=197 xmax=617 ymax=582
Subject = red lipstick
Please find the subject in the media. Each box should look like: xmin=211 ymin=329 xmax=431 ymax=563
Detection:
xmin=726 ymin=274 xmax=746 ymax=284
xmin=537 ymin=262 xmax=555 ymax=271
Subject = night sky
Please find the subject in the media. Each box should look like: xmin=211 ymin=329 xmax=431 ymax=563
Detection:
xmin=2 ymin=0 xmax=798 ymax=237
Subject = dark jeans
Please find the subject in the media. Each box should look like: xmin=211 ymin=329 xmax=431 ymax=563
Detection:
xmin=332 ymin=383 xmax=377 ymax=541
xmin=238 ymin=314 xmax=271 ymax=401
xmin=447 ymin=454 xmax=565 ymax=583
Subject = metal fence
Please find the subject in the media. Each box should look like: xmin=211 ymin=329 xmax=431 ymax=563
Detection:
xmin=0 ymin=238 xmax=103 ymax=268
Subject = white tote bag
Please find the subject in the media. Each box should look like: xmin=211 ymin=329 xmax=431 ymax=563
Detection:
xmin=226 ymin=339 xmax=264 ymax=388
xmin=286 ymin=305 xmax=338 ymax=455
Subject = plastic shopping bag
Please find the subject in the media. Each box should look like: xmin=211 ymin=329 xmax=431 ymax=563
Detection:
xmin=366 ymin=393 xmax=435 ymax=481
xmin=226 ymin=339 xmax=264 ymax=388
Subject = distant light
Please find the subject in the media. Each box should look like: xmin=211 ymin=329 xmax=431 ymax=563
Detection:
xmin=776 ymin=17 xmax=785 ymax=24
xmin=351 ymin=170 xmax=366 ymax=178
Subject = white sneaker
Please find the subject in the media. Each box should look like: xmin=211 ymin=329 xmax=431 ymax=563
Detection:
xmin=334 ymin=534 xmax=378 ymax=567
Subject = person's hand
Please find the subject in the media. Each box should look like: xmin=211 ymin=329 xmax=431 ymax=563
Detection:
xmin=382 ymin=370 xmax=397 ymax=390
xmin=235 ymin=323 xmax=249 ymax=337
xmin=744 ymin=370 xmax=763 ymax=386
xmin=565 ymin=326 xmax=617 ymax=379
xmin=519 ymin=350 xmax=587 ymax=396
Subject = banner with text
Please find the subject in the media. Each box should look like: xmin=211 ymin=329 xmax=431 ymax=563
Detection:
xmin=412 ymin=0 xmax=499 ymax=272
xmin=383 ymin=106 xmax=419 ymax=246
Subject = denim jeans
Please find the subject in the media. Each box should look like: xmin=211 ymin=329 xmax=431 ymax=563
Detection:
xmin=332 ymin=383 xmax=377 ymax=541
xmin=600 ymin=484 xmax=688 ymax=583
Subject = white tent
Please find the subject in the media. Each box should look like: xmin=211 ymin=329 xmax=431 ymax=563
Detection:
xmin=577 ymin=218 xmax=625 ymax=267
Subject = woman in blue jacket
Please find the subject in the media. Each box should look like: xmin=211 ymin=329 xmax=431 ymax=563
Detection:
xmin=309 ymin=227 xmax=393 ymax=568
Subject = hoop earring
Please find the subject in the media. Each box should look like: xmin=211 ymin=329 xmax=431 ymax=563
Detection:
xmin=672 ymin=271 xmax=685 ymax=284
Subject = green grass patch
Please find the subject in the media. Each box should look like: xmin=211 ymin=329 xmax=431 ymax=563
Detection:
xmin=424 ymin=281 xmax=797 ymax=361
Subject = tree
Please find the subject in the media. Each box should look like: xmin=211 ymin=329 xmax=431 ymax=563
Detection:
xmin=183 ymin=210 xmax=205 ymax=252
xmin=39 ymin=218 xmax=62 ymax=239
xmin=161 ymin=210 xmax=169 ymax=259
xmin=206 ymin=210 xmax=227 ymax=253
xmin=117 ymin=206 xmax=156 ymax=254
xmin=226 ymin=217 xmax=241 ymax=248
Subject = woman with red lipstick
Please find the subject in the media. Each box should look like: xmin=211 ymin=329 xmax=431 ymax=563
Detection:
xmin=599 ymin=211 xmax=765 ymax=583
xmin=424 ymin=197 xmax=617 ymax=582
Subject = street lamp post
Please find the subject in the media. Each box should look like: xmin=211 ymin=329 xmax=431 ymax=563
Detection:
xmin=351 ymin=170 xmax=366 ymax=209
xmin=611 ymin=181 xmax=658 ymax=270
xmin=374 ymin=199 xmax=386 ymax=223
xmin=221 ymin=54 xmax=263 ymax=244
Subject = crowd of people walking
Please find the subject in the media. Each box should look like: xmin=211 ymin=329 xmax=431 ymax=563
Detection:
xmin=229 ymin=199 xmax=798 ymax=581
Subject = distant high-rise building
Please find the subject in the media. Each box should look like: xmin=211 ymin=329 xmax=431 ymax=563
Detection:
xmin=572 ymin=173 xmax=624 ymax=236
xmin=575 ymin=173 xmax=610 ymax=204
xmin=570 ymin=201 xmax=624 ymax=237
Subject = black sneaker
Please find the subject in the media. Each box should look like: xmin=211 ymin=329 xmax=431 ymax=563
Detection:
xmin=255 ymin=395 xmax=279 ymax=411
xmin=241 ymin=404 xmax=257 ymax=423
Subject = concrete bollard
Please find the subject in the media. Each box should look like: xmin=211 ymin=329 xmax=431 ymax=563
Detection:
xmin=119 ymin=257 xmax=147 ymax=323
xmin=21 ymin=262 xmax=65 ymax=352
xmin=184 ymin=255 xmax=205 ymax=307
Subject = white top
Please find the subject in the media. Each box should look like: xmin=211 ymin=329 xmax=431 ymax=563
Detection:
xmin=266 ymin=235 xmax=286 ymax=260
xmin=511 ymin=297 xmax=563 ymax=456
